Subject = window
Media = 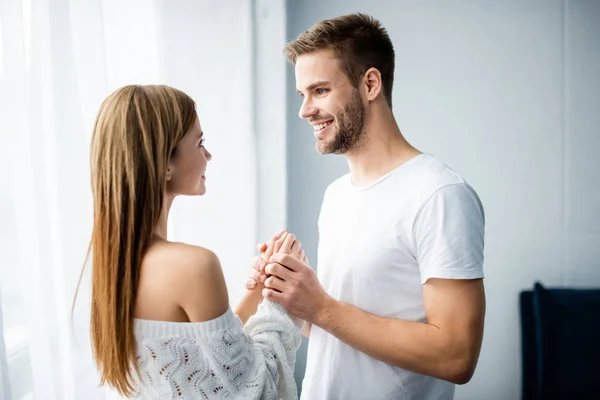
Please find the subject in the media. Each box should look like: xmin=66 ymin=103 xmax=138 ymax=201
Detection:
xmin=0 ymin=123 xmax=34 ymax=400
xmin=0 ymin=1 xmax=270 ymax=397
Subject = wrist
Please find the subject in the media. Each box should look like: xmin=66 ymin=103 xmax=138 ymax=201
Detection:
xmin=238 ymin=286 xmax=264 ymax=309
xmin=247 ymin=284 xmax=265 ymax=298
xmin=313 ymin=294 xmax=337 ymax=328
xmin=235 ymin=286 xmax=266 ymax=324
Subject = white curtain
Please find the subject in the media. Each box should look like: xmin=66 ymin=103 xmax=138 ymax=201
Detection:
xmin=0 ymin=293 xmax=11 ymax=400
xmin=0 ymin=0 xmax=256 ymax=398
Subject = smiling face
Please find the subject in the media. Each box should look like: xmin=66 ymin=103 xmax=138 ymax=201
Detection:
xmin=295 ymin=49 xmax=367 ymax=154
xmin=167 ymin=117 xmax=212 ymax=196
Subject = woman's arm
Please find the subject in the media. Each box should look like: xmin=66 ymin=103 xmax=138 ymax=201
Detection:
xmin=235 ymin=231 xmax=283 ymax=324
xmin=235 ymin=286 xmax=265 ymax=325
xmin=236 ymin=231 xmax=306 ymax=324
xmin=171 ymin=243 xmax=302 ymax=399
xmin=241 ymin=299 xmax=302 ymax=399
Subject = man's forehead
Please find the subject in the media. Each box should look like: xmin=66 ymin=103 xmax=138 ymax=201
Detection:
xmin=295 ymin=51 xmax=343 ymax=90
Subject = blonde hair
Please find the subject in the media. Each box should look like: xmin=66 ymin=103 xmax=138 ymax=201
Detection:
xmin=80 ymin=85 xmax=196 ymax=396
xmin=285 ymin=13 xmax=395 ymax=107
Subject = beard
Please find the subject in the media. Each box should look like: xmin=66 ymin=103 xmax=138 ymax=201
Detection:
xmin=318 ymin=89 xmax=366 ymax=155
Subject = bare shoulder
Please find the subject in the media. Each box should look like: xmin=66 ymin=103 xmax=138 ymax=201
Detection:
xmin=138 ymin=240 xmax=229 ymax=323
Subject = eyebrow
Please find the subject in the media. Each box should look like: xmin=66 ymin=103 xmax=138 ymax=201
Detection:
xmin=297 ymin=80 xmax=331 ymax=94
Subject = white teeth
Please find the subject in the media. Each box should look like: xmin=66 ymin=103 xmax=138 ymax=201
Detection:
xmin=313 ymin=120 xmax=333 ymax=131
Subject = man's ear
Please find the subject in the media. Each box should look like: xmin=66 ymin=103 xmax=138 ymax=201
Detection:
xmin=363 ymin=67 xmax=383 ymax=102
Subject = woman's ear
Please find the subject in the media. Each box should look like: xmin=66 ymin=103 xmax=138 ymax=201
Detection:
xmin=166 ymin=166 xmax=173 ymax=182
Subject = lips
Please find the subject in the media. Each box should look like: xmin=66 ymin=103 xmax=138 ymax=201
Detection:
xmin=312 ymin=119 xmax=334 ymax=134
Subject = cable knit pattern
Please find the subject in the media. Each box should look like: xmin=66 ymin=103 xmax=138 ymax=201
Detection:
xmin=131 ymin=300 xmax=302 ymax=399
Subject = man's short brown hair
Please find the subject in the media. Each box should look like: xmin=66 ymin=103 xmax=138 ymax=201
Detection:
xmin=286 ymin=13 xmax=395 ymax=107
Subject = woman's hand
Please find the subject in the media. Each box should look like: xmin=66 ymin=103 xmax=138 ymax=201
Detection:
xmin=246 ymin=231 xmax=307 ymax=290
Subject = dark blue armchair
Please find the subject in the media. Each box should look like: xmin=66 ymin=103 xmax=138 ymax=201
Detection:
xmin=520 ymin=281 xmax=600 ymax=399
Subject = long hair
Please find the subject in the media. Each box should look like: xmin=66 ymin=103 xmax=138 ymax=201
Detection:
xmin=81 ymin=85 xmax=196 ymax=396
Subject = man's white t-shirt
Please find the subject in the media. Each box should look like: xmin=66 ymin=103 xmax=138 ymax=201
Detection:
xmin=300 ymin=153 xmax=485 ymax=400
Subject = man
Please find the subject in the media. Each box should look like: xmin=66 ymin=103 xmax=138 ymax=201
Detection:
xmin=248 ymin=13 xmax=486 ymax=400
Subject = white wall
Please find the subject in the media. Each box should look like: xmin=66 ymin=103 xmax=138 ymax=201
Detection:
xmin=284 ymin=1 xmax=600 ymax=398
xmin=157 ymin=0 xmax=256 ymax=308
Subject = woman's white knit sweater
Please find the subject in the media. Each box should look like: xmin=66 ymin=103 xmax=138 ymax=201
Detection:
xmin=131 ymin=300 xmax=302 ymax=399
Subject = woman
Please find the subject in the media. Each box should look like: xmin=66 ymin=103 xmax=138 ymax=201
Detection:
xmin=84 ymin=85 xmax=303 ymax=399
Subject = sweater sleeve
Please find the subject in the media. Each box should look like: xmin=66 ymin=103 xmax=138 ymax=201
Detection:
xmin=241 ymin=300 xmax=303 ymax=399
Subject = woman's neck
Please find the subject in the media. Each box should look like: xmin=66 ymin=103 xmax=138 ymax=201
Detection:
xmin=154 ymin=194 xmax=175 ymax=240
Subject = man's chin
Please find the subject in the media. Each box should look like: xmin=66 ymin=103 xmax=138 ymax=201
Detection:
xmin=316 ymin=142 xmax=331 ymax=155
xmin=316 ymin=137 xmax=336 ymax=154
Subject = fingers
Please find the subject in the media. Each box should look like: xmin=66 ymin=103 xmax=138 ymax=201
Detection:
xmin=292 ymin=248 xmax=304 ymax=261
xmin=267 ymin=229 xmax=289 ymax=258
xmin=264 ymin=262 xmax=293 ymax=281
xmin=269 ymin=232 xmax=304 ymax=262
xmin=278 ymin=233 xmax=296 ymax=255
xmin=289 ymin=240 xmax=301 ymax=258
xmin=257 ymin=229 xmax=286 ymax=256
xmin=262 ymin=287 xmax=285 ymax=303
xmin=246 ymin=279 xmax=258 ymax=290
xmin=269 ymin=253 xmax=305 ymax=272
xmin=273 ymin=232 xmax=289 ymax=254
xmin=270 ymin=230 xmax=287 ymax=251
xmin=264 ymin=275 xmax=286 ymax=292
xmin=253 ymin=256 xmax=267 ymax=273
xmin=262 ymin=238 xmax=277 ymax=261
xmin=256 ymin=242 xmax=267 ymax=253
xmin=247 ymin=257 xmax=267 ymax=290
xmin=250 ymin=264 xmax=266 ymax=284
xmin=272 ymin=229 xmax=286 ymax=241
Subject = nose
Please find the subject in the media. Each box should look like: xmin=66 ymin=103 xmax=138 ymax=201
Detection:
xmin=204 ymin=148 xmax=212 ymax=161
xmin=298 ymin=97 xmax=317 ymax=120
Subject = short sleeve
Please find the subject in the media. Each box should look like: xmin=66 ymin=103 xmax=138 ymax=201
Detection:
xmin=412 ymin=183 xmax=485 ymax=284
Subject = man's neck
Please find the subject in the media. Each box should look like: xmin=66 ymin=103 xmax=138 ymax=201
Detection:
xmin=345 ymin=112 xmax=421 ymax=188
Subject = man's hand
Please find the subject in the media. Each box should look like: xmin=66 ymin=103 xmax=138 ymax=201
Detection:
xmin=246 ymin=231 xmax=307 ymax=290
xmin=262 ymin=254 xmax=332 ymax=325
xmin=244 ymin=233 xmax=312 ymax=333
xmin=235 ymin=229 xmax=288 ymax=324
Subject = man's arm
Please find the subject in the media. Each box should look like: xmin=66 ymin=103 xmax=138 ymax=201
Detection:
xmin=315 ymin=277 xmax=484 ymax=384
xmin=263 ymin=256 xmax=484 ymax=384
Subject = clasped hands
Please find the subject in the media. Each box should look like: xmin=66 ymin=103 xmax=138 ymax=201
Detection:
xmin=246 ymin=230 xmax=332 ymax=325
